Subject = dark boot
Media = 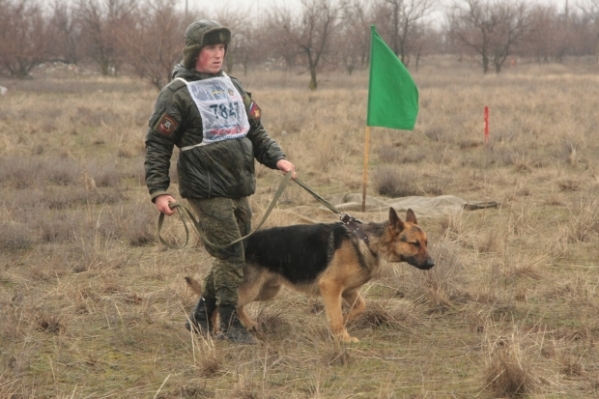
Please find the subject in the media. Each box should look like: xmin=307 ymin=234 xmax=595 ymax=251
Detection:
xmin=216 ymin=305 xmax=257 ymax=345
xmin=185 ymin=296 xmax=216 ymax=335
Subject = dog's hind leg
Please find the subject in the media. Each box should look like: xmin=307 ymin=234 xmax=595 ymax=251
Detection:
xmin=342 ymin=289 xmax=366 ymax=324
xmin=255 ymin=279 xmax=282 ymax=301
xmin=237 ymin=283 xmax=260 ymax=332
xmin=236 ymin=277 xmax=282 ymax=333
xmin=319 ymin=278 xmax=359 ymax=343
xmin=236 ymin=305 xmax=256 ymax=332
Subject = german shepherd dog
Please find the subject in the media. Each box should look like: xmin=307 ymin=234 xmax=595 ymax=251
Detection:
xmin=186 ymin=207 xmax=434 ymax=343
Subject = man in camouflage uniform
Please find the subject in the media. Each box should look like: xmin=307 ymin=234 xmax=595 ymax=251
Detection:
xmin=144 ymin=19 xmax=296 ymax=344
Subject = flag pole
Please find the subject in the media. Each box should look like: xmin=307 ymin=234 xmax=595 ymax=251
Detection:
xmin=361 ymin=126 xmax=371 ymax=212
xmin=363 ymin=26 xmax=376 ymax=213
xmin=363 ymin=26 xmax=418 ymax=213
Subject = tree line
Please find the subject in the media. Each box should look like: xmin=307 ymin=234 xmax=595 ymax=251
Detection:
xmin=1 ymin=0 xmax=598 ymax=89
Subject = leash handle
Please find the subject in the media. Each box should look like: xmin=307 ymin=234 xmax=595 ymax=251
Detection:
xmin=157 ymin=204 xmax=192 ymax=249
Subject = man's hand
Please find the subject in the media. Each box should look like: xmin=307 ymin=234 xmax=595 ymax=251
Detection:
xmin=154 ymin=194 xmax=176 ymax=215
xmin=276 ymin=159 xmax=297 ymax=179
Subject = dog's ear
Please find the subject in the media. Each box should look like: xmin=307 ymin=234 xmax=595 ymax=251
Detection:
xmin=406 ymin=209 xmax=418 ymax=225
xmin=389 ymin=207 xmax=405 ymax=231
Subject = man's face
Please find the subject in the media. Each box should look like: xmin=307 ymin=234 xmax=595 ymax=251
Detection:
xmin=195 ymin=43 xmax=225 ymax=74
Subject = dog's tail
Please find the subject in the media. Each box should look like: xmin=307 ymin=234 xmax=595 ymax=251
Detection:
xmin=184 ymin=276 xmax=203 ymax=296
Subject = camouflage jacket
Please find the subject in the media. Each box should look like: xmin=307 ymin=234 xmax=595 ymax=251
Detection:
xmin=144 ymin=64 xmax=286 ymax=201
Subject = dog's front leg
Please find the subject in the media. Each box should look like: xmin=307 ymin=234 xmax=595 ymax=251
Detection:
xmin=342 ymin=290 xmax=366 ymax=324
xmin=319 ymin=279 xmax=359 ymax=343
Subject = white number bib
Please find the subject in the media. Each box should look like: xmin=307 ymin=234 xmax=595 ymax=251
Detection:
xmin=177 ymin=74 xmax=250 ymax=150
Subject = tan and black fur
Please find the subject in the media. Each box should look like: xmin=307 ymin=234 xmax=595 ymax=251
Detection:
xmin=186 ymin=207 xmax=434 ymax=343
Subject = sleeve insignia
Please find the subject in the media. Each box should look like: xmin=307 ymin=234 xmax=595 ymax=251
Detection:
xmin=155 ymin=113 xmax=178 ymax=136
xmin=249 ymin=101 xmax=261 ymax=121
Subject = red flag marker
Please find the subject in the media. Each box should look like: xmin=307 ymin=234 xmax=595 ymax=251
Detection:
xmin=484 ymin=106 xmax=489 ymax=144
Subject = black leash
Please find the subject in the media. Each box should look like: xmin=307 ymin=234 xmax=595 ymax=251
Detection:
xmin=293 ymin=177 xmax=342 ymax=216
xmin=157 ymin=173 xmax=364 ymax=249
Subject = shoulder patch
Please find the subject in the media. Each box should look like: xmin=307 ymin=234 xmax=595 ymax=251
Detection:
xmin=167 ymin=79 xmax=186 ymax=92
xmin=248 ymin=100 xmax=261 ymax=121
xmin=155 ymin=113 xmax=178 ymax=136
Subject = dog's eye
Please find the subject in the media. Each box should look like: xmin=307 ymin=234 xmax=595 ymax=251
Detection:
xmin=411 ymin=241 xmax=420 ymax=247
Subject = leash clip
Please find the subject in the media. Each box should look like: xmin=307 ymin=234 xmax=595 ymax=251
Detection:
xmin=340 ymin=213 xmax=363 ymax=225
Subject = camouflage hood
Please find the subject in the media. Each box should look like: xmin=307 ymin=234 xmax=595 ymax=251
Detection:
xmin=182 ymin=20 xmax=231 ymax=70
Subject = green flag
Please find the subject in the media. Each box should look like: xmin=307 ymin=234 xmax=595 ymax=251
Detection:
xmin=367 ymin=26 xmax=419 ymax=130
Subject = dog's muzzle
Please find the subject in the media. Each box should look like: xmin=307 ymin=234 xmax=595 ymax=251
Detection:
xmin=405 ymin=256 xmax=435 ymax=270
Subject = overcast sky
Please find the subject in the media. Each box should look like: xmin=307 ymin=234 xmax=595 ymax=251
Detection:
xmin=193 ymin=0 xmax=571 ymax=28
xmin=198 ymin=0 xmax=570 ymax=15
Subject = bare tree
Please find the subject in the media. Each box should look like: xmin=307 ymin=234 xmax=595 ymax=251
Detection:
xmin=227 ymin=20 xmax=266 ymax=76
xmin=580 ymin=0 xmax=599 ymax=65
xmin=48 ymin=0 xmax=80 ymax=65
xmin=337 ymin=0 xmax=371 ymax=74
xmin=0 ymin=0 xmax=56 ymax=78
xmin=267 ymin=0 xmax=345 ymax=90
xmin=118 ymin=0 xmax=184 ymax=89
xmin=75 ymin=0 xmax=137 ymax=76
xmin=523 ymin=4 xmax=560 ymax=63
xmin=526 ymin=3 xmax=589 ymax=63
xmin=448 ymin=0 xmax=528 ymax=74
xmin=411 ymin=24 xmax=444 ymax=69
xmin=299 ymin=0 xmax=347 ymax=90
xmin=262 ymin=6 xmax=302 ymax=69
xmin=373 ymin=0 xmax=437 ymax=65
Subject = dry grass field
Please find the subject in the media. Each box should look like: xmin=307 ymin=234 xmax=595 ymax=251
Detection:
xmin=1 ymin=56 xmax=599 ymax=398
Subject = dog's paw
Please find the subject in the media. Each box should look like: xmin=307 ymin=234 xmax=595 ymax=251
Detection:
xmin=336 ymin=333 xmax=360 ymax=343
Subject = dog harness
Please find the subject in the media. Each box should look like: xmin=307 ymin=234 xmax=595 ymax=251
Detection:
xmin=341 ymin=213 xmax=370 ymax=245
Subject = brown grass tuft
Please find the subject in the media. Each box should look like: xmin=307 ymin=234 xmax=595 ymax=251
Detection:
xmin=193 ymin=337 xmax=226 ymax=378
xmin=483 ymin=336 xmax=537 ymax=398
xmin=559 ymin=355 xmax=585 ymax=377
xmin=484 ymin=347 xmax=535 ymax=397
xmin=321 ymin=341 xmax=352 ymax=367
xmin=352 ymin=299 xmax=421 ymax=332
xmin=558 ymin=177 xmax=580 ymax=192
xmin=0 ymin=222 xmax=35 ymax=251
xmin=157 ymin=385 xmax=214 ymax=399
xmin=564 ymin=199 xmax=599 ymax=243
xmin=476 ymin=228 xmax=504 ymax=254
xmin=255 ymin=308 xmax=292 ymax=337
xmin=232 ymin=374 xmax=261 ymax=399
xmin=36 ymin=314 xmax=65 ymax=334
xmin=372 ymin=165 xmax=422 ymax=197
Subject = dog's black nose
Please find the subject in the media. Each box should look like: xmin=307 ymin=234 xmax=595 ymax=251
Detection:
xmin=426 ymin=259 xmax=435 ymax=269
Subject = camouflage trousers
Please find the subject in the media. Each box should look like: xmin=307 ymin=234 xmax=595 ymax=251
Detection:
xmin=187 ymin=196 xmax=251 ymax=307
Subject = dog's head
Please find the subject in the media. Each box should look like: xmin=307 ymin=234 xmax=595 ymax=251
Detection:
xmin=385 ymin=208 xmax=434 ymax=270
